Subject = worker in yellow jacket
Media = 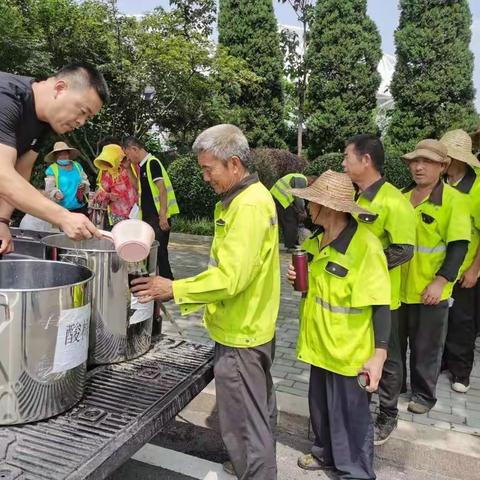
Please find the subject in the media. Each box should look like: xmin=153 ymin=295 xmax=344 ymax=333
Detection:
xmin=131 ymin=124 xmax=280 ymax=480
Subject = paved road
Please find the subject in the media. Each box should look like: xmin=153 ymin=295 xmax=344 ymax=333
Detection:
xmin=162 ymin=241 xmax=480 ymax=437
xmin=110 ymin=411 xmax=455 ymax=480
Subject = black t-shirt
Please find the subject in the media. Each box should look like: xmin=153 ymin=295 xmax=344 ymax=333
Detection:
xmin=140 ymin=156 xmax=164 ymax=219
xmin=0 ymin=72 xmax=51 ymax=156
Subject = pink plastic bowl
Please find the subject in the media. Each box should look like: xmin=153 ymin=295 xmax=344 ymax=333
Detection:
xmin=99 ymin=219 xmax=155 ymax=262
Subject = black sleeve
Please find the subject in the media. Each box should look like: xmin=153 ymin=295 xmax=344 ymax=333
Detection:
xmin=150 ymin=159 xmax=164 ymax=182
xmin=372 ymin=305 xmax=391 ymax=349
xmin=30 ymin=129 xmax=51 ymax=153
xmin=436 ymin=240 xmax=469 ymax=282
xmin=384 ymin=244 xmax=414 ymax=270
xmin=0 ymin=90 xmax=21 ymax=150
xmin=290 ymin=176 xmax=307 ymax=211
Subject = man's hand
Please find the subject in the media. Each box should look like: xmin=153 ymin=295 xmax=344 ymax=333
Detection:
xmin=459 ymin=265 xmax=479 ymax=289
xmin=59 ymin=211 xmax=100 ymax=241
xmin=421 ymin=276 xmax=447 ymax=305
xmin=159 ymin=213 xmax=170 ymax=232
xmin=287 ymin=264 xmax=296 ymax=285
xmin=131 ymin=276 xmax=173 ymax=302
xmin=0 ymin=223 xmax=13 ymax=254
xmin=361 ymin=348 xmax=387 ymax=393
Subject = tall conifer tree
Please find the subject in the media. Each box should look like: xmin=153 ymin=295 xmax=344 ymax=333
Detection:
xmin=385 ymin=0 xmax=478 ymax=158
xmin=306 ymin=0 xmax=381 ymax=158
xmin=218 ymin=0 xmax=285 ymax=147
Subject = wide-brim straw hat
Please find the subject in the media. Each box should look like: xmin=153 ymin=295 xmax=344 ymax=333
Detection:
xmin=401 ymin=139 xmax=449 ymax=164
xmin=440 ymin=129 xmax=480 ymax=168
xmin=289 ymin=169 xmax=371 ymax=215
xmin=45 ymin=141 xmax=80 ymax=164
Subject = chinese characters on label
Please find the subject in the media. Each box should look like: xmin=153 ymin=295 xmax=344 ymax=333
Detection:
xmin=52 ymin=304 xmax=91 ymax=373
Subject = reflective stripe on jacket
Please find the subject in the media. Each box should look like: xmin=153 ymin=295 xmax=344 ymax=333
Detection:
xmin=270 ymin=173 xmax=307 ymax=209
xmin=144 ymin=154 xmax=179 ymax=218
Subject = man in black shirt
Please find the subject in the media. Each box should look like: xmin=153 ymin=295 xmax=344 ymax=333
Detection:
xmin=124 ymin=137 xmax=177 ymax=279
xmin=0 ymin=63 xmax=109 ymax=250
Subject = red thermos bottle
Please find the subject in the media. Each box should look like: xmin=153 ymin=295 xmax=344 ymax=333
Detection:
xmin=292 ymin=249 xmax=308 ymax=292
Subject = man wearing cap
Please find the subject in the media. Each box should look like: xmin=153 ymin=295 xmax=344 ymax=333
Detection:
xmin=400 ymin=139 xmax=470 ymax=414
xmin=440 ymin=129 xmax=480 ymax=393
xmin=0 ymin=63 xmax=109 ymax=249
xmin=342 ymin=134 xmax=415 ymax=445
xmin=131 ymin=124 xmax=280 ymax=480
xmin=287 ymin=170 xmax=391 ymax=479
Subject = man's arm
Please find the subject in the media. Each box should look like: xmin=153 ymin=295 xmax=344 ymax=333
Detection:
xmin=0 ymin=144 xmax=99 ymax=240
xmin=155 ymin=179 xmax=170 ymax=231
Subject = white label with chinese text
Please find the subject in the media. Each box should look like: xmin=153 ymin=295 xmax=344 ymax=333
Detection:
xmin=129 ymin=294 xmax=154 ymax=325
xmin=52 ymin=304 xmax=91 ymax=373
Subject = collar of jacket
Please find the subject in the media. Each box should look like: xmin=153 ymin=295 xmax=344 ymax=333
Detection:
xmin=220 ymin=172 xmax=259 ymax=209
xmin=354 ymin=176 xmax=386 ymax=201
xmin=451 ymin=165 xmax=476 ymax=194
xmin=402 ymin=179 xmax=444 ymax=206
xmin=309 ymin=215 xmax=358 ymax=255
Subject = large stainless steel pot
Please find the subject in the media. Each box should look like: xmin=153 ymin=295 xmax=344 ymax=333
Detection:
xmin=42 ymin=235 xmax=158 ymax=365
xmin=0 ymin=260 xmax=93 ymax=425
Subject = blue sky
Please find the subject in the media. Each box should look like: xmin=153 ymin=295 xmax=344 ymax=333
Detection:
xmin=116 ymin=0 xmax=480 ymax=110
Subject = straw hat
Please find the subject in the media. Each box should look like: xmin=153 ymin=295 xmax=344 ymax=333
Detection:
xmin=45 ymin=141 xmax=80 ymax=163
xmin=94 ymin=144 xmax=124 ymax=171
xmin=289 ymin=170 xmax=371 ymax=214
xmin=402 ymin=139 xmax=449 ymax=164
xmin=440 ymin=129 xmax=480 ymax=168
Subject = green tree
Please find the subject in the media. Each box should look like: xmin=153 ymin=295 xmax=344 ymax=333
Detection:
xmin=385 ymin=0 xmax=478 ymax=159
xmin=278 ymin=0 xmax=315 ymax=156
xmin=218 ymin=0 xmax=286 ymax=148
xmin=306 ymin=0 xmax=381 ymax=158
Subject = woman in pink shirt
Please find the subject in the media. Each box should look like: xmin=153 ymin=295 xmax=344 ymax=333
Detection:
xmin=94 ymin=144 xmax=139 ymax=226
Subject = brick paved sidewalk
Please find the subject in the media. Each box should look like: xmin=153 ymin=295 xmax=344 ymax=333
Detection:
xmin=163 ymin=241 xmax=480 ymax=437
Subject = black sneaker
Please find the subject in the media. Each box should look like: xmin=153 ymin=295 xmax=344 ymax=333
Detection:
xmin=374 ymin=412 xmax=398 ymax=446
xmin=452 ymin=376 xmax=470 ymax=393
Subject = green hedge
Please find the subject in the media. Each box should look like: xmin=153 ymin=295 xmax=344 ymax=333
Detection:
xmin=303 ymin=152 xmax=343 ymax=176
xmin=171 ymin=216 xmax=214 ymax=236
xmin=250 ymin=148 xmax=307 ymax=189
xmin=167 ymin=154 xmax=218 ymax=219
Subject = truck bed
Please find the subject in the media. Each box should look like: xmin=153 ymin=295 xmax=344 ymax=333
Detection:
xmin=0 ymin=336 xmax=214 ymax=480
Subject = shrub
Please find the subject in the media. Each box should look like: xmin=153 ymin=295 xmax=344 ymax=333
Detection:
xmin=384 ymin=157 xmax=411 ymax=189
xmin=250 ymin=148 xmax=307 ymax=189
xmin=303 ymin=152 xmax=343 ymax=177
xmin=171 ymin=216 xmax=214 ymax=236
xmin=167 ymin=154 xmax=218 ymax=219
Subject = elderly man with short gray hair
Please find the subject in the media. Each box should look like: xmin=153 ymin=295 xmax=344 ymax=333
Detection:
xmin=131 ymin=124 xmax=280 ymax=480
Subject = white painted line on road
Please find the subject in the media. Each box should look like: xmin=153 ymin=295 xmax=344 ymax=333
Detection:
xmin=132 ymin=443 xmax=233 ymax=480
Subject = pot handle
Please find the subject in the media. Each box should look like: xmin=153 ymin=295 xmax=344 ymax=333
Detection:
xmin=0 ymin=292 xmax=10 ymax=327
xmin=98 ymin=230 xmax=114 ymax=242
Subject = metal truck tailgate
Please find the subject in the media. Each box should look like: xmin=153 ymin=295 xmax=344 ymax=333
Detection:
xmin=0 ymin=336 xmax=214 ymax=480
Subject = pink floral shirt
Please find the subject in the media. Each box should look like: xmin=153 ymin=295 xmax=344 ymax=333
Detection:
xmin=96 ymin=168 xmax=138 ymax=219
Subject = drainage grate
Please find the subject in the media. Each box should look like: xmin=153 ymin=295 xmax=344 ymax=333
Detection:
xmin=0 ymin=336 xmax=214 ymax=480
